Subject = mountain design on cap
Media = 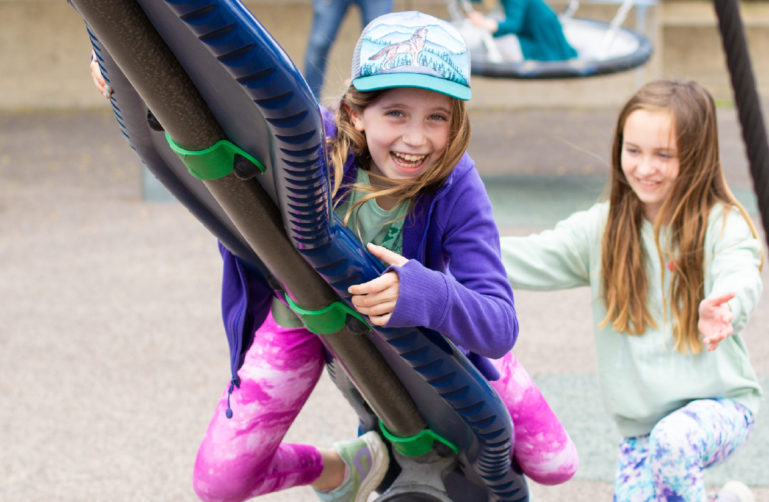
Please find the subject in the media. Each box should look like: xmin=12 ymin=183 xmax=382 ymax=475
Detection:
xmin=357 ymin=22 xmax=469 ymax=87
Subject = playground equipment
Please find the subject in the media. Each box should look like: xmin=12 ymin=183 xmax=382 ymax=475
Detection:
xmin=447 ymin=0 xmax=654 ymax=78
xmin=71 ymin=0 xmax=529 ymax=500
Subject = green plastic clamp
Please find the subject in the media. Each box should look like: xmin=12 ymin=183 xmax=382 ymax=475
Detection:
xmin=378 ymin=420 xmax=458 ymax=457
xmin=284 ymin=294 xmax=370 ymax=335
xmin=165 ymin=132 xmax=264 ymax=180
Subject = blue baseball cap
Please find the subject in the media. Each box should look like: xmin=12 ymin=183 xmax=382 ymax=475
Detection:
xmin=351 ymin=11 xmax=472 ymax=101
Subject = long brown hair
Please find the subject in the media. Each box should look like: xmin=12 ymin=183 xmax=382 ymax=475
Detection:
xmin=327 ymin=85 xmax=471 ymax=225
xmin=601 ymin=78 xmax=759 ymax=353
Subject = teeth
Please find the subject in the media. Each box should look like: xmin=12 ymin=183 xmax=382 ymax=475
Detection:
xmin=392 ymin=152 xmax=427 ymax=165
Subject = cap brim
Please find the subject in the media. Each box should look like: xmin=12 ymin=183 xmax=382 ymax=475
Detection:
xmin=352 ymin=73 xmax=471 ymax=101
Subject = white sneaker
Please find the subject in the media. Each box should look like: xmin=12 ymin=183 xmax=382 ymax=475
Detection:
xmin=714 ymin=481 xmax=755 ymax=502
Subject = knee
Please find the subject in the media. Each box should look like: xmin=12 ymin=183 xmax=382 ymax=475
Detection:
xmin=193 ymin=447 xmax=264 ymax=502
xmin=649 ymin=412 xmax=699 ymax=458
xmin=525 ymin=441 xmax=579 ymax=485
xmin=528 ymin=466 xmax=578 ymax=486
xmin=647 ymin=413 xmax=701 ymax=477
xmin=192 ymin=472 xmax=224 ymax=502
xmin=515 ymin=436 xmax=579 ymax=485
xmin=193 ymin=464 xmax=261 ymax=502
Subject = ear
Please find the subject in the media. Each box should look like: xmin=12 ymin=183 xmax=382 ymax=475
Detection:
xmin=345 ymin=104 xmax=365 ymax=132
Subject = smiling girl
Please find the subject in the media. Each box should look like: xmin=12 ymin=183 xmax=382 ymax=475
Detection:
xmin=500 ymin=78 xmax=764 ymax=501
xmin=189 ymin=10 xmax=577 ymax=502
xmin=88 ymin=10 xmax=577 ymax=500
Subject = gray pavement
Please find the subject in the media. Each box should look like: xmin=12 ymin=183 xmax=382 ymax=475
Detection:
xmin=1 ymin=107 xmax=767 ymax=501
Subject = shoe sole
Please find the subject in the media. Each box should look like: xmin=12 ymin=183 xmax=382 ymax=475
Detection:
xmin=355 ymin=432 xmax=389 ymax=502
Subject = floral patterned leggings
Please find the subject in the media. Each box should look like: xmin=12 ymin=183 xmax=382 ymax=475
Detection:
xmin=192 ymin=311 xmax=578 ymax=502
xmin=613 ymin=398 xmax=754 ymax=502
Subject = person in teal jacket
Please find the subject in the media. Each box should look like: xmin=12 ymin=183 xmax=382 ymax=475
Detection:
xmin=500 ymin=79 xmax=763 ymax=501
xmin=467 ymin=0 xmax=577 ymax=61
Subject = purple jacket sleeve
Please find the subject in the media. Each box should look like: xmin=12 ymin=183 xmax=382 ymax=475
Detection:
xmin=386 ymin=169 xmax=518 ymax=359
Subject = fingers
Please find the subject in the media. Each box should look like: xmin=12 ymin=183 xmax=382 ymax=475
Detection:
xmin=353 ymin=302 xmax=396 ymax=326
xmin=704 ymin=330 xmax=732 ymax=351
xmin=349 ymin=289 xmax=397 ymax=316
xmin=348 ymin=271 xmax=398 ymax=296
xmin=349 ymin=289 xmax=397 ymax=311
xmin=348 ymin=268 xmax=400 ymax=326
xmin=89 ymin=52 xmax=112 ymax=98
xmin=706 ymin=291 xmax=736 ymax=308
xmin=349 ymin=287 xmax=396 ymax=327
xmin=702 ymin=322 xmax=733 ymax=351
xmin=347 ymin=245 xmax=406 ymax=327
xmin=698 ymin=291 xmax=735 ymax=352
xmin=366 ymin=243 xmax=408 ymax=267
xmin=366 ymin=313 xmax=391 ymax=327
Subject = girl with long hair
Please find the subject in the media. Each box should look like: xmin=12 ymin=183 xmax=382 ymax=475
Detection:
xmin=500 ymin=78 xmax=763 ymax=501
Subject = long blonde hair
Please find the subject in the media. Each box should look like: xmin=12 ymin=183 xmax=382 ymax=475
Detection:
xmin=327 ymin=85 xmax=471 ymax=225
xmin=601 ymin=78 xmax=760 ymax=353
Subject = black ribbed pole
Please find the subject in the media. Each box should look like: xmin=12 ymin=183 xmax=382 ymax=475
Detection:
xmin=714 ymin=0 xmax=769 ymax=246
xmin=70 ymin=0 xmax=425 ymax=437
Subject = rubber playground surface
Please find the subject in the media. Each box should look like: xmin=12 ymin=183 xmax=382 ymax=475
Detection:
xmin=0 ymin=106 xmax=766 ymax=501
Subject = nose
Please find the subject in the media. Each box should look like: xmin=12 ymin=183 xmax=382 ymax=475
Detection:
xmin=635 ymin=155 xmax=657 ymax=176
xmin=402 ymin=122 xmax=427 ymax=146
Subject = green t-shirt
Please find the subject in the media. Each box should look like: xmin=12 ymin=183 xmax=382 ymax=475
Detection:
xmin=334 ymin=169 xmax=409 ymax=255
xmin=272 ymin=169 xmax=409 ymax=328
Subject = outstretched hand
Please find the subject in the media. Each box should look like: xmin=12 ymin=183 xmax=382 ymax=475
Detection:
xmin=348 ymin=243 xmax=408 ymax=326
xmin=467 ymin=11 xmax=499 ymax=33
xmin=699 ymin=292 xmax=735 ymax=351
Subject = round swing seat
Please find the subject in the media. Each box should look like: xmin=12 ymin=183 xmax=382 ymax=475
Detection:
xmin=459 ymin=16 xmax=653 ymax=79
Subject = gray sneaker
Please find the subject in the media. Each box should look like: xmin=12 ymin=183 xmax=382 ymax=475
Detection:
xmin=314 ymin=431 xmax=388 ymax=502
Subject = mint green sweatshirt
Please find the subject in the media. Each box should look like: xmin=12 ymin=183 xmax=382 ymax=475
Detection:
xmin=501 ymin=201 xmax=763 ymax=437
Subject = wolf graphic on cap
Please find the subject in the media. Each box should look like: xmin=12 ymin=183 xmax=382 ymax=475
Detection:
xmin=369 ymin=26 xmax=428 ymax=69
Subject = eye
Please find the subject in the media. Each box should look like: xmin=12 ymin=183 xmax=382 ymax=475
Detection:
xmin=624 ymin=146 xmax=639 ymax=155
xmin=657 ymin=151 xmax=674 ymax=159
xmin=428 ymin=112 xmax=450 ymax=122
xmin=385 ymin=109 xmax=405 ymax=118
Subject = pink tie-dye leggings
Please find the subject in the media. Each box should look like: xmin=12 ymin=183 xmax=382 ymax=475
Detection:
xmin=192 ymin=311 xmax=578 ymax=502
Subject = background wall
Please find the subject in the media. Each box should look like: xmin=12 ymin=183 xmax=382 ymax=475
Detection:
xmin=0 ymin=0 xmax=767 ymax=109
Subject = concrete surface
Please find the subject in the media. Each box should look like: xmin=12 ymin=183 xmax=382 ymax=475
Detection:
xmin=1 ymin=103 xmax=767 ymax=501
xmin=2 ymin=0 xmax=768 ymax=500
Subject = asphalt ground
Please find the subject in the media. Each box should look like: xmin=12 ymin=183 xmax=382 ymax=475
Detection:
xmin=1 ymin=106 xmax=767 ymax=501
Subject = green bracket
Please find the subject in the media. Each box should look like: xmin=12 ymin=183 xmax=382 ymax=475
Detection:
xmin=378 ymin=420 xmax=458 ymax=457
xmin=284 ymin=294 xmax=370 ymax=335
xmin=165 ymin=132 xmax=264 ymax=180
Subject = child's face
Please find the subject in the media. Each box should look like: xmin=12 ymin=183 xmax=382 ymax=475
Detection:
xmin=620 ymin=108 xmax=680 ymax=221
xmin=350 ymin=87 xmax=452 ymax=181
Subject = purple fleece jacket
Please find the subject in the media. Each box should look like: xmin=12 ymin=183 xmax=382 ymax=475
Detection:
xmin=382 ymin=155 xmax=518 ymax=359
xmin=219 ymin=108 xmax=518 ymax=379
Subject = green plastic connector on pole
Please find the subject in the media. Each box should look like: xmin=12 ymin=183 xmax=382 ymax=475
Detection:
xmin=165 ymin=132 xmax=264 ymax=180
xmin=284 ymin=294 xmax=370 ymax=335
xmin=378 ymin=420 xmax=458 ymax=457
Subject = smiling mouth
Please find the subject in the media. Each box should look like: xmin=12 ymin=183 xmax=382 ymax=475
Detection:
xmin=391 ymin=152 xmax=428 ymax=170
xmin=636 ymin=178 xmax=661 ymax=188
